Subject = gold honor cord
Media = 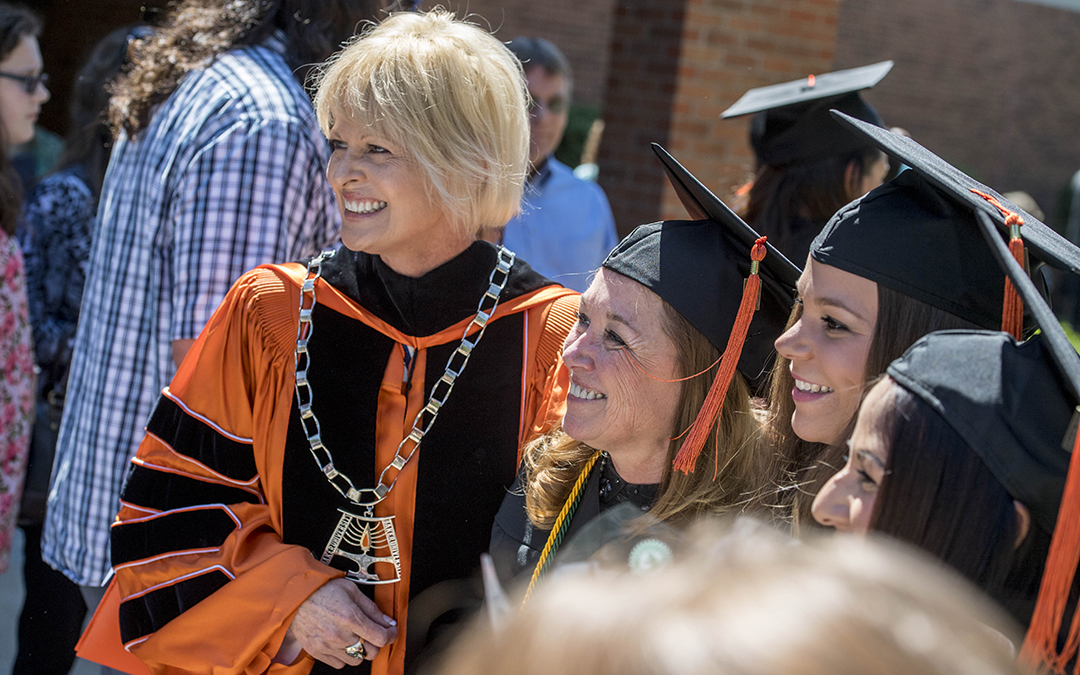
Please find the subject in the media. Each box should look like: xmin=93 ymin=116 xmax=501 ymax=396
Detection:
xmin=521 ymin=450 xmax=602 ymax=607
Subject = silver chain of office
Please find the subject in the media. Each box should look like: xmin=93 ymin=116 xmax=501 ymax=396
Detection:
xmin=294 ymin=247 xmax=516 ymax=511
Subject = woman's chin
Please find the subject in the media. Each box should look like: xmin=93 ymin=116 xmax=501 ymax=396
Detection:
xmin=790 ymin=412 xmax=842 ymax=445
xmin=561 ymin=418 xmax=589 ymax=446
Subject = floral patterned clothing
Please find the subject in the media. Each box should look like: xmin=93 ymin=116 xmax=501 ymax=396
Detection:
xmin=0 ymin=228 xmax=35 ymax=573
xmin=20 ymin=166 xmax=94 ymax=388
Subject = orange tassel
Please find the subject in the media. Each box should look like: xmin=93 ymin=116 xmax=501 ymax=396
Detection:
xmin=1002 ymin=214 xmax=1025 ymax=340
xmin=970 ymin=190 xmax=1025 ymax=339
xmin=672 ymin=237 xmax=767 ymax=478
xmin=1020 ymin=417 xmax=1080 ymax=673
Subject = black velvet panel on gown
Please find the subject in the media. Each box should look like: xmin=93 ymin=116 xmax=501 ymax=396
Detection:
xmin=280 ymin=243 xmax=556 ymax=673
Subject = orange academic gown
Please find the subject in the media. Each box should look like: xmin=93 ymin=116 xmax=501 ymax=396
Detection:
xmin=90 ymin=244 xmax=576 ymax=675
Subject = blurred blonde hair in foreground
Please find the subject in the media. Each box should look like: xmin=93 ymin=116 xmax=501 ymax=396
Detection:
xmin=440 ymin=520 xmax=1029 ymax=675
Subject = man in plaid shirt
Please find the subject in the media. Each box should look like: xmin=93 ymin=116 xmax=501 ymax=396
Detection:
xmin=42 ymin=0 xmax=383 ymax=610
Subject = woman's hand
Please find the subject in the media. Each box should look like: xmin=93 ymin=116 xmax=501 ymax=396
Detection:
xmin=283 ymin=578 xmax=399 ymax=668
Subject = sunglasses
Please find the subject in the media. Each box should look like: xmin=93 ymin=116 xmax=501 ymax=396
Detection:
xmin=0 ymin=71 xmax=49 ymax=95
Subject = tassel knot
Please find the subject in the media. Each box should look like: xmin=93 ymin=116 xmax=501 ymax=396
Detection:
xmin=751 ymin=236 xmax=767 ymax=261
xmin=971 ymin=189 xmax=1025 ymax=339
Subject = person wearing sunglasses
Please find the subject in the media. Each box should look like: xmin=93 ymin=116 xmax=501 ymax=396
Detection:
xmin=0 ymin=70 xmax=46 ymax=94
xmin=0 ymin=7 xmax=48 ymax=154
xmin=0 ymin=4 xmax=45 ymax=649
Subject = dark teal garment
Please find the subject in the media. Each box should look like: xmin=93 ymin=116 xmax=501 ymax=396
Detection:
xmin=488 ymin=453 xmax=658 ymax=586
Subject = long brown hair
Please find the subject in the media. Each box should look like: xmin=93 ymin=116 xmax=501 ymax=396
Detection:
xmin=766 ymin=282 xmax=979 ymax=529
xmin=741 ymin=147 xmax=881 ymax=261
xmin=524 ymin=298 xmax=768 ymax=529
xmin=866 ymin=378 xmax=1038 ymax=624
xmin=0 ymin=3 xmax=41 ymax=235
xmin=108 ymin=0 xmax=387 ymax=138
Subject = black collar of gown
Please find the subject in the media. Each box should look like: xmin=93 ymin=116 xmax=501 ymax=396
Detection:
xmin=315 ymin=241 xmax=557 ymax=337
xmin=598 ymin=452 xmax=660 ymax=512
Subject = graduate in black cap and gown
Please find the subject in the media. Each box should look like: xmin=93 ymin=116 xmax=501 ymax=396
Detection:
xmin=812 ymin=187 xmax=1080 ymax=673
xmin=489 ymin=146 xmax=800 ymax=589
xmin=769 ymin=112 xmax=1080 ymax=527
xmin=723 ymin=62 xmax=893 ymax=265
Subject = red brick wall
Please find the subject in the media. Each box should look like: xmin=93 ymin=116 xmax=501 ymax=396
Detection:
xmin=834 ymin=0 xmax=1080 ymax=229
xmin=598 ymin=0 xmax=842 ymax=236
xmin=595 ymin=1 xmax=689 ymax=237
xmin=445 ymin=0 xmax=617 ymax=108
xmin=662 ymin=0 xmax=841 ymax=223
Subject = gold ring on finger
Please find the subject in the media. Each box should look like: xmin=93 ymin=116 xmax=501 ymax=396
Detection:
xmin=345 ymin=638 xmax=367 ymax=660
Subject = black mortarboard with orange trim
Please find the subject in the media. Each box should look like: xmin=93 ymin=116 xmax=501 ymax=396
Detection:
xmin=601 ymin=144 xmax=799 ymax=473
xmin=721 ymin=61 xmax=892 ymax=166
xmin=811 ymin=112 xmax=1080 ymax=336
xmin=884 ymin=206 xmax=1080 ymax=673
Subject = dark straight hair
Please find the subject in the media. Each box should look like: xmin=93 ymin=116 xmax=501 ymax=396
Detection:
xmin=766 ymin=281 xmax=979 ymax=528
xmin=868 ymin=376 xmax=1069 ymax=630
xmin=0 ymin=3 xmax=41 ymax=235
xmin=506 ymin=36 xmax=573 ymax=90
xmin=742 ymin=146 xmax=881 ymax=263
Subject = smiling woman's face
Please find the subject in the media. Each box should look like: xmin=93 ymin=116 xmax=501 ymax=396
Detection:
xmin=326 ymin=112 xmax=472 ymax=277
xmin=560 ymin=269 xmax=682 ymax=481
xmin=811 ymin=377 xmax=893 ymax=533
xmin=774 ymin=257 xmax=879 ymax=444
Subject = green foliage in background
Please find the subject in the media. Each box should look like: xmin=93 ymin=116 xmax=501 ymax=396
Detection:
xmin=555 ymin=103 xmax=602 ymax=169
xmin=1061 ymin=321 xmax=1080 ymax=354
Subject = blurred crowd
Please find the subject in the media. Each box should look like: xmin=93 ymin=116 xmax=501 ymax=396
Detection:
xmin=0 ymin=2 xmax=1078 ymax=675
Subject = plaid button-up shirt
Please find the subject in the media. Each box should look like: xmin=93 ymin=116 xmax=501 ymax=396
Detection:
xmin=42 ymin=32 xmax=340 ymax=585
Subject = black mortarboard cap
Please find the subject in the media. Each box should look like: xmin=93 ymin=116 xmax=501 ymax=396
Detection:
xmin=887 ymin=330 xmax=1073 ymax=537
xmin=885 ymin=208 xmax=1080 ymax=668
xmin=831 ymin=111 xmax=1080 ymax=277
xmin=601 ymin=144 xmax=800 ymax=384
xmin=721 ymin=61 xmax=892 ymax=166
xmin=885 ymin=208 xmax=1080 ymax=536
xmin=811 ymin=112 xmax=1080 ymax=330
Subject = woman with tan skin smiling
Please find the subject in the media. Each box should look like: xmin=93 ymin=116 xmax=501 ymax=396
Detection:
xmin=490 ymin=147 xmax=800 ymax=586
xmin=83 ymin=11 xmax=581 ymax=675
xmin=765 ymin=114 xmax=1080 ymax=527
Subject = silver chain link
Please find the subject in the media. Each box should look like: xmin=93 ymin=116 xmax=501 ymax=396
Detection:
xmin=294 ymin=247 xmax=516 ymax=510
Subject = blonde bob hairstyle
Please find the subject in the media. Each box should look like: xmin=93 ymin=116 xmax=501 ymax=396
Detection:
xmin=312 ymin=9 xmax=530 ymax=236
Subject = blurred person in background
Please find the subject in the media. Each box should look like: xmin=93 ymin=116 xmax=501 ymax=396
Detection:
xmin=0 ymin=0 xmax=46 ymax=587
xmin=9 ymin=125 xmax=61 ymax=192
xmin=12 ymin=24 xmax=143 ymax=675
xmin=41 ymin=0 xmax=384 ymax=628
xmin=724 ymin=62 xmax=892 ymax=266
xmin=492 ymin=37 xmax=617 ymax=293
xmin=446 ymin=520 xmax=1028 ymax=675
